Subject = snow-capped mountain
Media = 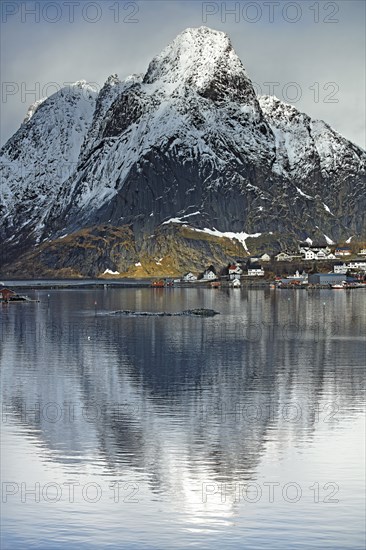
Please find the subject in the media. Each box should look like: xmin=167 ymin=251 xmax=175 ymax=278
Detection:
xmin=259 ymin=95 xmax=365 ymax=228
xmin=0 ymin=81 xmax=97 ymax=249
xmin=1 ymin=27 xmax=365 ymax=276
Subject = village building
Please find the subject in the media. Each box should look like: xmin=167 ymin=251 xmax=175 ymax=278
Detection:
xmin=335 ymin=247 xmax=352 ymax=257
xmin=0 ymin=288 xmax=16 ymax=302
xmin=304 ymin=250 xmax=316 ymax=260
xmin=275 ymin=252 xmax=293 ymax=262
xmin=299 ymin=243 xmax=336 ymax=260
xmin=202 ymin=269 xmax=217 ymax=281
xmin=299 ymin=243 xmax=331 ymax=255
xmin=182 ymin=272 xmax=197 ymax=282
xmin=287 ymin=270 xmax=308 ymax=282
xmin=302 ymin=249 xmax=335 ymax=261
xmin=247 ymin=264 xmax=265 ymax=276
xmin=308 ymin=273 xmax=349 ymax=285
xmin=334 ymin=263 xmax=348 ymax=274
xmin=228 ymin=264 xmax=242 ymax=275
xmin=260 ymin=253 xmax=271 ymax=262
xmin=228 ymin=264 xmax=242 ymax=280
xmin=315 ymin=250 xmax=328 ymax=260
xmin=348 ymin=261 xmax=366 ymax=271
xmin=359 ymin=249 xmax=366 ymax=255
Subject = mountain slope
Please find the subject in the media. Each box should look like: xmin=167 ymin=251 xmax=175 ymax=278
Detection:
xmin=259 ymin=95 xmax=365 ymax=235
xmin=1 ymin=27 xmax=365 ymax=276
xmin=44 ymin=27 xmax=273 ymax=239
xmin=0 ymin=81 xmax=98 ymax=258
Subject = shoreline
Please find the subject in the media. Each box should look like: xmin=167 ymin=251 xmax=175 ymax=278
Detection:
xmin=1 ymin=279 xmax=365 ymax=291
xmin=0 ymin=279 xmax=271 ymax=290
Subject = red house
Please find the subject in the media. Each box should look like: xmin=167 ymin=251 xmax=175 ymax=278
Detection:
xmin=0 ymin=288 xmax=16 ymax=302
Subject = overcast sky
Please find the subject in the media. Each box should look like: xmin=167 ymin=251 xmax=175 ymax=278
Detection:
xmin=1 ymin=0 xmax=365 ymax=148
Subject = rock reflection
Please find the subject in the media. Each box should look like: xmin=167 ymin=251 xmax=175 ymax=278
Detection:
xmin=1 ymin=289 xmax=365 ymax=513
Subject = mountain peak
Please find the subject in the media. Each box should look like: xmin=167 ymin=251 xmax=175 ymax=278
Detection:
xmin=69 ymin=80 xmax=98 ymax=93
xmin=143 ymin=26 xmax=256 ymax=103
xmin=172 ymin=25 xmax=231 ymax=51
xmin=105 ymin=74 xmax=121 ymax=86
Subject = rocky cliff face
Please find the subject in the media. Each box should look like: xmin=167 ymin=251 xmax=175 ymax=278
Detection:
xmin=0 ymin=81 xmax=98 ymax=263
xmin=1 ymin=26 xmax=365 ymax=277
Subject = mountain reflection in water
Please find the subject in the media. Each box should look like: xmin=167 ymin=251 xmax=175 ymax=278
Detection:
xmin=1 ymin=288 xmax=365 ymax=549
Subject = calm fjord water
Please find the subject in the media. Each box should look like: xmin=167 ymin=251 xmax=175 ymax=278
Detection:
xmin=1 ymin=288 xmax=365 ymax=549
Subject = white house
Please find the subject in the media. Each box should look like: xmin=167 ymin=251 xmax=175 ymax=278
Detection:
xmin=304 ymin=250 xmax=316 ymax=260
xmin=334 ymin=263 xmax=348 ymax=274
xmin=228 ymin=264 xmax=243 ymax=275
xmin=300 ymin=244 xmax=332 ymax=260
xmin=260 ymin=253 xmax=271 ymax=262
xmin=287 ymin=270 xmax=308 ymax=281
xmin=202 ymin=269 xmax=217 ymax=281
xmin=276 ymin=252 xmax=293 ymax=262
xmin=299 ymin=244 xmax=330 ymax=253
xmin=287 ymin=270 xmax=301 ymax=279
xmin=247 ymin=265 xmax=265 ymax=276
xmin=348 ymin=262 xmax=366 ymax=271
xmin=335 ymin=247 xmax=352 ymax=257
xmin=228 ymin=264 xmax=242 ymax=281
xmin=302 ymin=248 xmax=335 ymax=260
xmin=359 ymin=249 xmax=366 ymax=255
xmin=182 ymin=272 xmax=197 ymax=282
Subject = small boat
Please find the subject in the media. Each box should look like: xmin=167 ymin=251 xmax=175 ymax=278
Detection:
xmin=330 ymin=281 xmax=360 ymax=289
xmin=151 ymin=280 xmax=165 ymax=288
xmin=230 ymin=279 xmax=241 ymax=288
xmin=210 ymin=281 xmax=221 ymax=288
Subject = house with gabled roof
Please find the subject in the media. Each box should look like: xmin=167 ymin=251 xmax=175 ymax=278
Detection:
xmin=0 ymin=288 xmax=16 ymax=302
xmin=247 ymin=264 xmax=264 ymax=276
xmin=182 ymin=272 xmax=197 ymax=282
xmin=335 ymin=247 xmax=352 ymax=257
xmin=202 ymin=267 xmax=217 ymax=281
